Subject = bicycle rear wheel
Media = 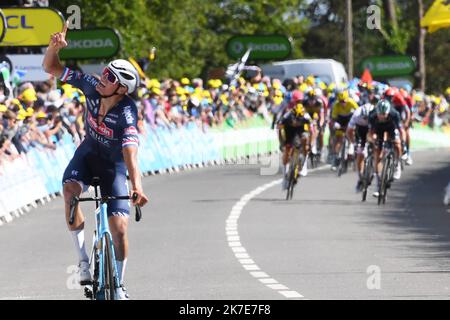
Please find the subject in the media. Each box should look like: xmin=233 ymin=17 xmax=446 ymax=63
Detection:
xmin=101 ymin=235 xmax=116 ymax=300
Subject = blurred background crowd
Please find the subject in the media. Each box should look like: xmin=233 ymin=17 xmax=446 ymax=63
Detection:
xmin=1 ymin=69 xmax=449 ymax=166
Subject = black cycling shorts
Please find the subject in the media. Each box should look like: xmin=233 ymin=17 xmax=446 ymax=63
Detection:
xmin=62 ymin=144 xmax=130 ymax=218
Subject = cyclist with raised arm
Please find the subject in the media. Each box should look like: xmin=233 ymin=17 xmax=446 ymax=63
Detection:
xmin=368 ymin=100 xmax=402 ymax=198
xmin=278 ymin=103 xmax=311 ymax=190
xmin=42 ymin=22 xmax=149 ymax=300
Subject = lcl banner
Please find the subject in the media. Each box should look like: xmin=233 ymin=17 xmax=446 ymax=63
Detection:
xmin=0 ymin=9 xmax=6 ymax=43
xmin=0 ymin=7 xmax=64 ymax=46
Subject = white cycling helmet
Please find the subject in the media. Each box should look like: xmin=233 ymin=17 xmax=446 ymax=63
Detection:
xmin=107 ymin=59 xmax=140 ymax=94
xmin=361 ymin=103 xmax=374 ymax=118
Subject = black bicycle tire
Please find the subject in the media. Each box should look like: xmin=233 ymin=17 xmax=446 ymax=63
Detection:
xmin=89 ymin=254 xmax=99 ymax=300
xmin=308 ymin=153 xmax=313 ymax=169
xmin=290 ymin=152 xmax=299 ymax=200
xmin=379 ymin=155 xmax=390 ymax=205
xmin=338 ymin=138 xmax=347 ymax=177
xmin=286 ymin=171 xmax=292 ymax=201
xmin=361 ymin=157 xmax=370 ymax=202
xmin=384 ymin=154 xmax=395 ymax=204
xmin=102 ymin=235 xmax=116 ymax=300
xmin=286 ymin=158 xmax=295 ymax=200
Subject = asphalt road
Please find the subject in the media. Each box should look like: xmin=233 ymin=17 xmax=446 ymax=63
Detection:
xmin=0 ymin=148 xmax=449 ymax=300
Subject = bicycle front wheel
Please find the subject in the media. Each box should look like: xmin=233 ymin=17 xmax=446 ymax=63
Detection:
xmin=101 ymin=235 xmax=116 ymax=300
xmin=378 ymin=155 xmax=390 ymax=205
xmin=361 ymin=157 xmax=370 ymax=202
xmin=337 ymin=139 xmax=346 ymax=177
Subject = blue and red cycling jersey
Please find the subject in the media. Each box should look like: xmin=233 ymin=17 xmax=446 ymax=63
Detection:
xmin=60 ymin=67 xmax=139 ymax=163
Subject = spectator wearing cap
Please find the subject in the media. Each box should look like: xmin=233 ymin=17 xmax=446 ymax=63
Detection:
xmin=19 ymin=88 xmax=38 ymax=110
xmin=0 ymin=104 xmax=7 ymax=118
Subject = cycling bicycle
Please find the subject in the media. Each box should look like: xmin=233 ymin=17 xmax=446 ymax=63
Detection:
xmin=69 ymin=177 xmax=142 ymax=300
xmin=286 ymin=134 xmax=305 ymax=200
xmin=361 ymin=142 xmax=374 ymax=202
xmin=378 ymin=141 xmax=397 ymax=205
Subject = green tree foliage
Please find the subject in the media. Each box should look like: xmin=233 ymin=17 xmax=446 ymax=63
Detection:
xmin=51 ymin=0 xmax=447 ymax=91
xmin=302 ymin=0 xmax=448 ymax=91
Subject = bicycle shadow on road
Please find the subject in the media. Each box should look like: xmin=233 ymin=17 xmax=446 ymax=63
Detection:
xmin=356 ymin=155 xmax=450 ymax=266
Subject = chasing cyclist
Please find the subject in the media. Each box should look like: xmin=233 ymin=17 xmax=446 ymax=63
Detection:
xmin=368 ymin=99 xmax=403 ymax=198
xmin=383 ymin=87 xmax=412 ymax=165
xmin=278 ymin=103 xmax=311 ymax=190
xmin=330 ymin=89 xmax=358 ymax=170
xmin=303 ymin=88 xmax=325 ymax=156
xmin=347 ymin=103 xmax=375 ymax=192
xmin=43 ymin=22 xmax=149 ymax=299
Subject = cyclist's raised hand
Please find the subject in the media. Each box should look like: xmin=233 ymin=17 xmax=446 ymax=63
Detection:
xmin=49 ymin=20 xmax=69 ymax=51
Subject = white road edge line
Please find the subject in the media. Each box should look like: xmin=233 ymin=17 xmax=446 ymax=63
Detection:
xmin=226 ymin=165 xmax=331 ymax=300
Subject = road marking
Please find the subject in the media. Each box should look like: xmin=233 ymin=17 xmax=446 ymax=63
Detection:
xmin=267 ymin=284 xmax=289 ymax=290
xmin=279 ymin=291 xmax=304 ymax=298
xmin=239 ymin=259 xmax=255 ymax=264
xmin=243 ymin=264 xmax=260 ymax=271
xmin=259 ymin=278 xmax=278 ymax=284
xmin=250 ymin=271 xmax=269 ymax=278
xmin=226 ymin=165 xmax=330 ymax=299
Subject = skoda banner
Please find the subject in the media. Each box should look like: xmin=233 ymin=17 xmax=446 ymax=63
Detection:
xmin=0 ymin=7 xmax=64 ymax=46
xmin=59 ymin=28 xmax=121 ymax=60
xmin=226 ymin=35 xmax=291 ymax=60
xmin=359 ymin=55 xmax=416 ymax=77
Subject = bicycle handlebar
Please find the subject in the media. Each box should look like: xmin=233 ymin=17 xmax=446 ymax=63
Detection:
xmin=69 ymin=193 xmax=142 ymax=225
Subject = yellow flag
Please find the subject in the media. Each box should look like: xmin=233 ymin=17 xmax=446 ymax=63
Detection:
xmin=128 ymin=57 xmax=146 ymax=80
xmin=420 ymin=0 xmax=450 ymax=33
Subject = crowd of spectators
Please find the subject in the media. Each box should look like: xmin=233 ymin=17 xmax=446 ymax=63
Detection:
xmin=0 ymin=66 xmax=449 ymax=167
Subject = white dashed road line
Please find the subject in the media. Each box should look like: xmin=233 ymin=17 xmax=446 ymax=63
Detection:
xmin=226 ymin=165 xmax=330 ymax=300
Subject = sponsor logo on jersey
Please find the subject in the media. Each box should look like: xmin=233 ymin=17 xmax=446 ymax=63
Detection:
xmin=104 ymin=117 xmax=117 ymax=124
xmin=87 ymin=112 xmax=113 ymax=138
xmin=122 ymin=106 xmax=134 ymax=125
xmin=88 ymin=127 xmax=111 ymax=146
xmin=84 ymin=74 xmax=99 ymax=86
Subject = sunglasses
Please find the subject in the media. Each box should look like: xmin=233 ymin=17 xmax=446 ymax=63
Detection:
xmin=101 ymin=68 xmax=119 ymax=85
